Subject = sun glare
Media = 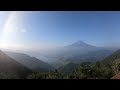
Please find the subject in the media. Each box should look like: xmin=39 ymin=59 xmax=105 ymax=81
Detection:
xmin=0 ymin=11 xmax=20 ymax=49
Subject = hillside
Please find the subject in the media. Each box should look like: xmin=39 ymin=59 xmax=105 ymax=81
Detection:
xmin=58 ymin=62 xmax=93 ymax=75
xmin=102 ymin=49 xmax=120 ymax=64
xmin=0 ymin=50 xmax=32 ymax=79
xmin=50 ymin=49 xmax=114 ymax=68
xmin=58 ymin=63 xmax=80 ymax=75
xmin=4 ymin=51 xmax=55 ymax=72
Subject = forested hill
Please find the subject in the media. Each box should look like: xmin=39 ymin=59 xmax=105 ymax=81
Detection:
xmin=5 ymin=51 xmax=55 ymax=72
xmin=102 ymin=49 xmax=120 ymax=64
xmin=0 ymin=50 xmax=32 ymax=79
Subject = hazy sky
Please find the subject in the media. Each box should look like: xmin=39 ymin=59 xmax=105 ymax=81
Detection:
xmin=0 ymin=11 xmax=120 ymax=50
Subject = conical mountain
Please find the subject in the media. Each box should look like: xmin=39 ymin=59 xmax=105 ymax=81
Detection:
xmin=67 ymin=40 xmax=97 ymax=48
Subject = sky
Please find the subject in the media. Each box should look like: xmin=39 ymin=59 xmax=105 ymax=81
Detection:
xmin=0 ymin=11 xmax=120 ymax=50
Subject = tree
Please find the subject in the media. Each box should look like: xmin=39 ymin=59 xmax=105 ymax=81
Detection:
xmin=111 ymin=59 xmax=120 ymax=75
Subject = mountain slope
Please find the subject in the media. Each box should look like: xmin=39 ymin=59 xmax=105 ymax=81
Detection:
xmin=4 ymin=51 xmax=55 ymax=72
xmin=0 ymin=50 xmax=32 ymax=79
xmin=102 ymin=49 xmax=120 ymax=64
xmin=63 ymin=49 xmax=114 ymax=63
xmin=58 ymin=63 xmax=80 ymax=75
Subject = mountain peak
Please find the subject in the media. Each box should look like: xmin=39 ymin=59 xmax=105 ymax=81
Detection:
xmin=71 ymin=40 xmax=89 ymax=46
xmin=73 ymin=40 xmax=87 ymax=45
xmin=67 ymin=40 xmax=96 ymax=48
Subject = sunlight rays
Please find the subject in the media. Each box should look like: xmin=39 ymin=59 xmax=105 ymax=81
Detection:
xmin=0 ymin=11 xmax=22 ymax=49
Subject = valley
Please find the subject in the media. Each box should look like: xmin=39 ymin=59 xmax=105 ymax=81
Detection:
xmin=0 ymin=41 xmax=119 ymax=79
xmin=0 ymin=11 xmax=120 ymax=79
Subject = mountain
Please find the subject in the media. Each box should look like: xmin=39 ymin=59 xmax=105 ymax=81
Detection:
xmin=34 ymin=41 xmax=115 ymax=66
xmin=102 ymin=49 xmax=120 ymax=64
xmin=5 ymin=41 xmax=115 ymax=68
xmin=4 ymin=51 xmax=55 ymax=72
xmin=52 ymin=41 xmax=101 ymax=57
xmin=67 ymin=40 xmax=97 ymax=48
xmin=0 ymin=50 xmax=32 ymax=79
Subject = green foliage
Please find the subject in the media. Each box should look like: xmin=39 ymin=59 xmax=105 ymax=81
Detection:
xmin=111 ymin=59 xmax=120 ymax=75
xmin=27 ymin=61 xmax=114 ymax=79
xmin=92 ymin=61 xmax=113 ymax=79
xmin=27 ymin=70 xmax=63 ymax=79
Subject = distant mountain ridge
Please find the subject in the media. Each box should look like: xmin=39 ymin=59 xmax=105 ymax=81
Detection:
xmin=4 ymin=51 xmax=55 ymax=72
xmin=28 ymin=40 xmax=116 ymax=67
xmin=2 ymin=41 xmax=116 ymax=69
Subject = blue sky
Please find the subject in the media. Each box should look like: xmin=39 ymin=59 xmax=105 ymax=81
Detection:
xmin=0 ymin=11 xmax=120 ymax=50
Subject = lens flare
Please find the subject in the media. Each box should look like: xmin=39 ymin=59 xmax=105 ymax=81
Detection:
xmin=0 ymin=11 xmax=22 ymax=49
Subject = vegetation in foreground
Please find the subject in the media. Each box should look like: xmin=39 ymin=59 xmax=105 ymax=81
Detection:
xmin=27 ymin=59 xmax=120 ymax=79
xmin=26 ymin=50 xmax=120 ymax=79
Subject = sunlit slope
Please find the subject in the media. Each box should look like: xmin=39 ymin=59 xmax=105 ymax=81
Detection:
xmin=0 ymin=50 xmax=32 ymax=79
xmin=5 ymin=51 xmax=55 ymax=72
